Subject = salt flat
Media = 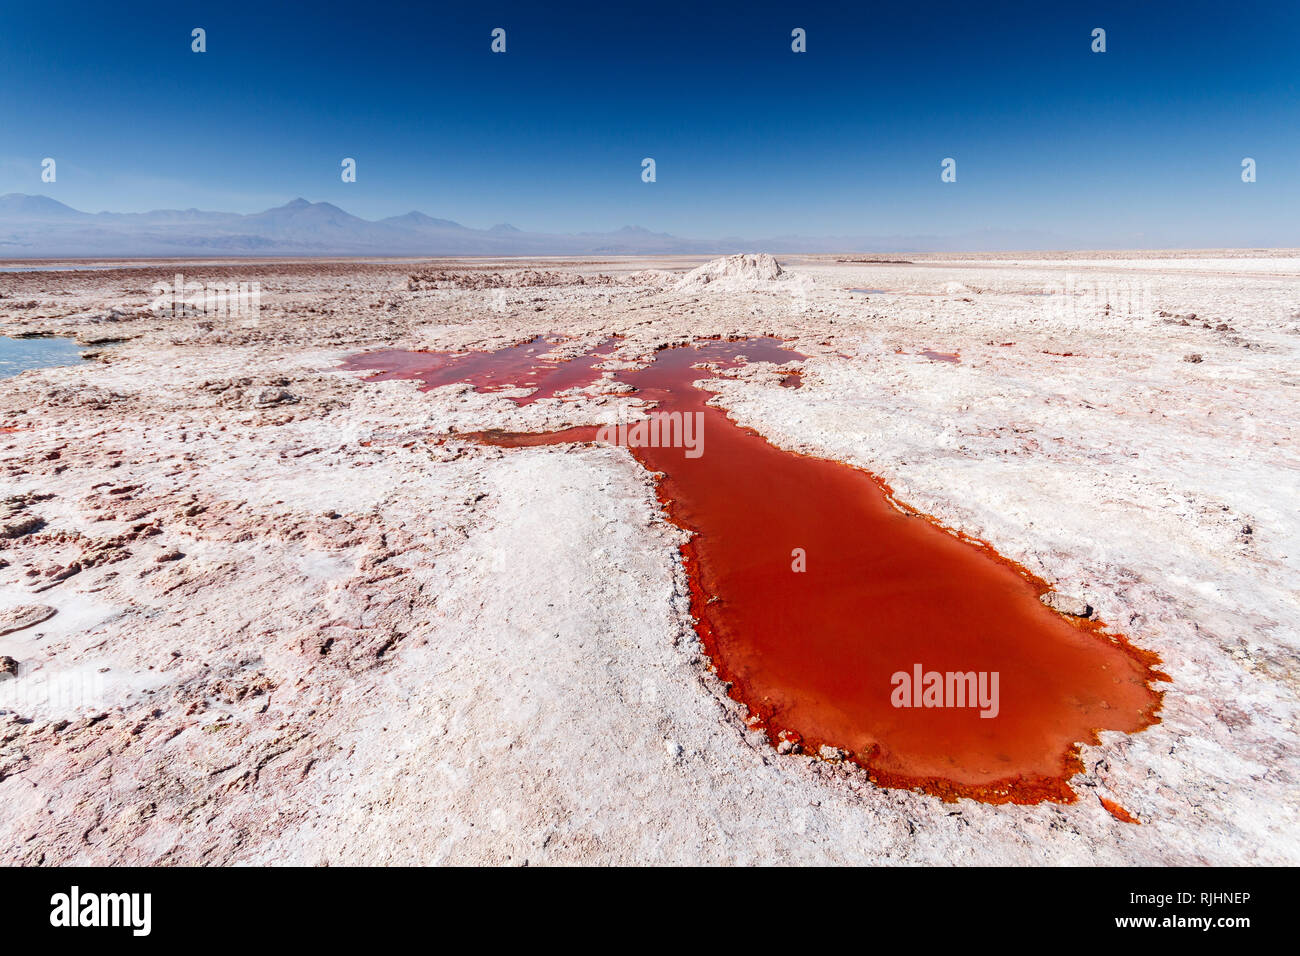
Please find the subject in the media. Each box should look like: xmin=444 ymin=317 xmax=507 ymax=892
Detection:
xmin=0 ymin=252 xmax=1296 ymax=864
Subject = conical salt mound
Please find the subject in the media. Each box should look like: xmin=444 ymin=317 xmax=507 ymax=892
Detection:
xmin=676 ymin=253 xmax=784 ymax=289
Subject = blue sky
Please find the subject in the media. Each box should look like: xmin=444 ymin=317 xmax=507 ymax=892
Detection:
xmin=1 ymin=0 xmax=1296 ymax=245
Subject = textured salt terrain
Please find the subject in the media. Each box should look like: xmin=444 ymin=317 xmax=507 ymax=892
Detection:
xmin=0 ymin=252 xmax=1296 ymax=865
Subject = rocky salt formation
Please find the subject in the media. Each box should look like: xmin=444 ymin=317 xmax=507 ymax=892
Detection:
xmin=675 ymin=253 xmax=785 ymax=290
xmin=0 ymin=605 xmax=57 ymax=636
xmin=1040 ymin=591 xmax=1092 ymax=618
xmin=0 ymin=251 xmax=1296 ymax=865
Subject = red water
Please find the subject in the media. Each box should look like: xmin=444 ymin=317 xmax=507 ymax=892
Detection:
xmin=346 ymin=336 xmax=1165 ymax=804
xmin=1100 ymin=797 xmax=1140 ymax=824
xmin=342 ymin=334 xmax=621 ymax=405
xmin=920 ymin=349 xmax=961 ymax=363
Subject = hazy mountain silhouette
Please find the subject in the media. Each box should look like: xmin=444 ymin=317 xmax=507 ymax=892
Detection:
xmin=0 ymin=194 xmax=1078 ymax=256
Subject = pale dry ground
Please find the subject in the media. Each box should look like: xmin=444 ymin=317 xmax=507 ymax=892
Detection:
xmin=0 ymin=252 xmax=1296 ymax=865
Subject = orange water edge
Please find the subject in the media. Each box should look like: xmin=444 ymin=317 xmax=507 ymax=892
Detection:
xmin=346 ymin=336 xmax=1168 ymax=805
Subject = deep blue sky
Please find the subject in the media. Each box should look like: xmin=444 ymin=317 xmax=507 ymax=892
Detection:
xmin=1 ymin=1 xmax=1296 ymax=246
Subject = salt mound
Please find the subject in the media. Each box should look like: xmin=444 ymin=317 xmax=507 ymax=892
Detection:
xmin=676 ymin=254 xmax=785 ymax=290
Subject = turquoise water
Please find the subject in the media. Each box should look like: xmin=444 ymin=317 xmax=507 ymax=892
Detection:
xmin=0 ymin=335 xmax=86 ymax=378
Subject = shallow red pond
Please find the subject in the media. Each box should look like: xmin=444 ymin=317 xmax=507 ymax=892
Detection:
xmin=920 ymin=349 xmax=961 ymax=363
xmin=345 ymin=335 xmax=1165 ymax=804
xmin=342 ymin=334 xmax=621 ymax=405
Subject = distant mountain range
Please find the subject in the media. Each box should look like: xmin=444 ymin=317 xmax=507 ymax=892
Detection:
xmin=0 ymin=194 xmax=1078 ymax=257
